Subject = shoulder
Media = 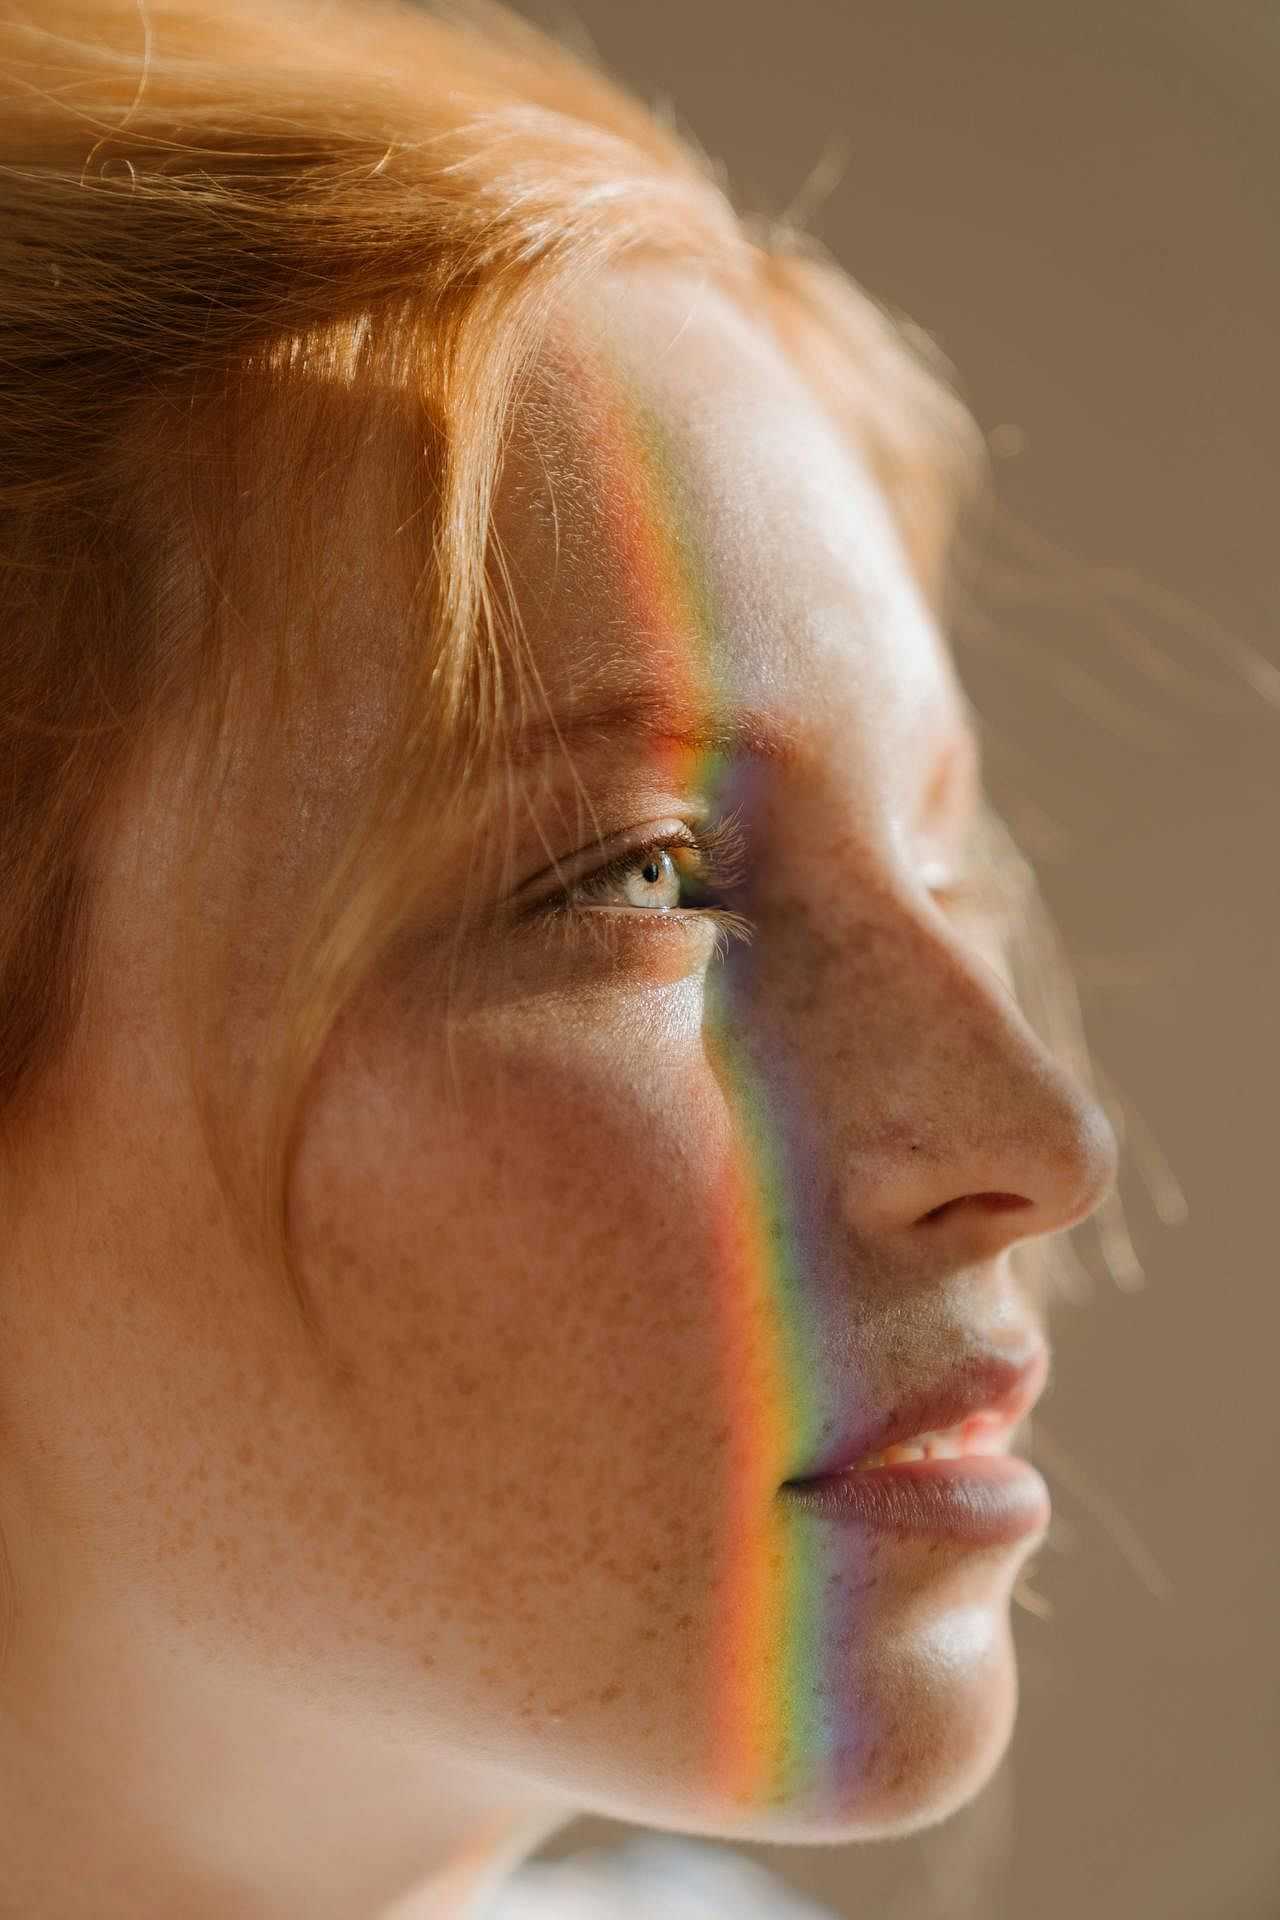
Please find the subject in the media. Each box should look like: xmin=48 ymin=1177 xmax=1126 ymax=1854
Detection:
xmin=479 ymin=1834 xmax=841 ymax=1919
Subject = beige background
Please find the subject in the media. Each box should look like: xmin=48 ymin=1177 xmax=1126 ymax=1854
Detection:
xmin=514 ymin=3 xmax=1280 ymax=1914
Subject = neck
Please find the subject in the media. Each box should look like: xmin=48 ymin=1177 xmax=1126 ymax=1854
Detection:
xmin=380 ymin=1812 xmax=569 ymax=1920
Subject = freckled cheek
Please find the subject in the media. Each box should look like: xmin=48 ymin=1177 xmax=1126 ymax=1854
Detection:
xmin=299 ymin=1024 xmax=742 ymax=1512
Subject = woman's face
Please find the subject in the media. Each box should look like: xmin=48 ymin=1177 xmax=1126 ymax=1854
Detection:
xmin=5 ymin=266 xmax=1117 ymax=1869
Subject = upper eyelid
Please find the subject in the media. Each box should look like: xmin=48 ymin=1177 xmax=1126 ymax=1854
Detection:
xmin=591 ymin=815 xmax=745 ymax=887
xmin=574 ymin=837 xmax=698 ymax=897
xmin=513 ymin=818 xmax=708 ymax=910
xmin=521 ymin=812 xmax=748 ymax=903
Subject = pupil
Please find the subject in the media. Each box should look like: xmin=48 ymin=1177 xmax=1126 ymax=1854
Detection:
xmin=641 ymin=858 xmax=663 ymax=885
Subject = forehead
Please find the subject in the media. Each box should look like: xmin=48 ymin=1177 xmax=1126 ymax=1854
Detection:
xmin=490 ymin=266 xmax=972 ymax=783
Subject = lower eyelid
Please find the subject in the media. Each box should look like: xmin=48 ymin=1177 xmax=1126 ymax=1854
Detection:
xmin=569 ymin=901 xmax=756 ymax=959
xmin=558 ymin=900 xmax=711 ymax=932
xmin=524 ymin=902 xmax=726 ymax=973
xmin=530 ymin=898 xmax=752 ymax=963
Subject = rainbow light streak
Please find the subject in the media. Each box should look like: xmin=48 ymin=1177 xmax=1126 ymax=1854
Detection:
xmin=578 ymin=343 xmax=850 ymax=1816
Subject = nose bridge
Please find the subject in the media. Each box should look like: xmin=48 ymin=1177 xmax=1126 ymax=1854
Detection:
xmin=759 ymin=877 xmax=1118 ymax=1254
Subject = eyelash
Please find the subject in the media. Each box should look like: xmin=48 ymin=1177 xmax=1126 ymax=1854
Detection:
xmin=534 ymin=813 xmax=755 ymax=952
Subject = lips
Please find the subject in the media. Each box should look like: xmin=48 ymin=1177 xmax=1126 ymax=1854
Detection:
xmin=782 ymin=1342 xmax=1050 ymax=1488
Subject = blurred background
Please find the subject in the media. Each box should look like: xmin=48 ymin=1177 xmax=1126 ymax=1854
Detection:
xmin=511 ymin=3 xmax=1280 ymax=1915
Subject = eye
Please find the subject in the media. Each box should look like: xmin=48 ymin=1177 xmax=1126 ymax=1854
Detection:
xmin=574 ymin=839 xmax=710 ymax=912
xmin=526 ymin=815 xmax=755 ymax=950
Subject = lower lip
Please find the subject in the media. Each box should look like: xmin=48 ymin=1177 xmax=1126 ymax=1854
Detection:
xmin=778 ymin=1453 xmax=1050 ymax=1547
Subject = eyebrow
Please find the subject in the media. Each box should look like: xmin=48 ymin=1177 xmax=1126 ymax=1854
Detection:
xmin=500 ymin=694 xmax=807 ymax=770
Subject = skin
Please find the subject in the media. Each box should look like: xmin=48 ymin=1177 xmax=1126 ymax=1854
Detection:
xmin=0 ymin=265 xmax=1118 ymax=1919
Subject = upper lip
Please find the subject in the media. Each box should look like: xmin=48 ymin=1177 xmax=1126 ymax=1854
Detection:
xmin=782 ymin=1341 xmax=1051 ymax=1485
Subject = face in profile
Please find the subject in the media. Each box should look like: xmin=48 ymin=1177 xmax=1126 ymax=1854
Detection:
xmin=8 ymin=262 xmax=1118 ymax=1875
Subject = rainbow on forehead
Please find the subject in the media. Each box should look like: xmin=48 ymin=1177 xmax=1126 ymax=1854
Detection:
xmin=578 ymin=340 xmax=848 ymax=1817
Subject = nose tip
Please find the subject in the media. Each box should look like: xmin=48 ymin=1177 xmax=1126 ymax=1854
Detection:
xmin=906 ymin=1075 xmax=1120 ymax=1261
xmin=1065 ymin=1087 xmax=1122 ymax=1228
xmin=1009 ymin=1074 xmax=1121 ymax=1242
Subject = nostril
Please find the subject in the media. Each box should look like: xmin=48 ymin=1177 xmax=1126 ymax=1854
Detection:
xmin=920 ymin=1191 xmax=1032 ymax=1225
xmin=975 ymin=1192 xmax=1033 ymax=1213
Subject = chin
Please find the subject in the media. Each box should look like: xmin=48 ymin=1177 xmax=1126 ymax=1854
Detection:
xmin=839 ymin=1626 xmax=1019 ymax=1842
xmin=698 ymin=1598 xmax=1022 ymax=1849
xmin=652 ymin=1582 xmax=1020 ymax=1850
xmin=529 ymin=1542 xmax=1029 ymax=1855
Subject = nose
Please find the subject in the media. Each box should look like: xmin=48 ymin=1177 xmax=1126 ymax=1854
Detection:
xmin=887 ymin=1063 xmax=1120 ymax=1266
xmin=753 ymin=884 xmax=1120 ymax=1270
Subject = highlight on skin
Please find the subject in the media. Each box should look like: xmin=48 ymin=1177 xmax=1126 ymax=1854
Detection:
xmin=0 ymin=0 xmax=1127 ymax=1913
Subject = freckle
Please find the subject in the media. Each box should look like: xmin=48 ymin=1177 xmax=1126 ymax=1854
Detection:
xmin=236 ymin=1440 xmax=257 ymax=1468
xmin=597 ymin=1682 xmax=623 ymax=1706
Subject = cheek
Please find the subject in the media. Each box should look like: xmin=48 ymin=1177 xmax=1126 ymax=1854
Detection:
xmin=287 ymin=992 xmax=753 ymax=1715
xmin=298 ymin=997 xmax=734 ymax=1441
